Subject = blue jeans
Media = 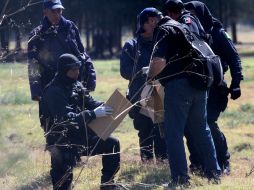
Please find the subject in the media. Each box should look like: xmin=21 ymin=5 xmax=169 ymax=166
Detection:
xmin=163 ymin=78 xmax=220 ymax=181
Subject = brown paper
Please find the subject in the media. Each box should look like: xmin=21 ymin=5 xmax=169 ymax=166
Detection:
xmin=88 ymin=89 xmax=132 ymax=140
xmin=140 ymin=83 xmax=164 ymax=124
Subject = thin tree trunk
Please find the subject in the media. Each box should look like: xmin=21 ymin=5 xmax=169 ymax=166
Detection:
xmin=231 ymin=21 xmax=237 ymax=44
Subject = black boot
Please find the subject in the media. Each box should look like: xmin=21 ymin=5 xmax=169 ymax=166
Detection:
xmin=100 ymin=180 xmax=120 ymax=190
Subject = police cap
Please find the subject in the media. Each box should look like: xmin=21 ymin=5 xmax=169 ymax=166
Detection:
xmin=136 ymin=7 xmax=162 ymax=34
xmin=43 ymin=0 xmax=64 ymax=10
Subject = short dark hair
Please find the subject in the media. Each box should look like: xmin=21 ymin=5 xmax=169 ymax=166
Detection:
xmin=164 ymin=0 xmax=184 ymax=14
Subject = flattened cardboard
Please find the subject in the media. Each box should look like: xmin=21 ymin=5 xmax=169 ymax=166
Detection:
xmin=88 ymin=89 xmax=132 ymax=140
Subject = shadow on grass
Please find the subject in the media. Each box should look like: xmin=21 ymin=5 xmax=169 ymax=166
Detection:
xmin=118 ymin=163 xmax=170 ymax=190
xmin=17 ymin=174 xmax=52 ymax=190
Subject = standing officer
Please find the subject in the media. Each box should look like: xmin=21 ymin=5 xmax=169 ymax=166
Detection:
xmin=120 ymin=12 xmax=167 ymax=163
xmin=184 ymin=1 xmax=244 ymax=174
xmin=140 ymin=7 xmax=221 ymax=186
xmin=28 ymin=0 xmax=96 ymax=103
xmin=41 ymin=53 xmax=120 ymax=190
xmin=162 ymin=0 xmax=218 ymax=174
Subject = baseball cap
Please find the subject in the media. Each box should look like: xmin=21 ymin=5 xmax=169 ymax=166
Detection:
xmin=43 ymin=0 xmax=64 ymax=10
xmin=136 ymin=7 xmax=162 ymax=34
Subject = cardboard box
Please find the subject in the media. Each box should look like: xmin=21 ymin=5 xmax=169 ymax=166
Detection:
xmin=140 ymin=82 xmax=164 ymax=123
xmin=88 ymin=89 xmax=132 ymax=140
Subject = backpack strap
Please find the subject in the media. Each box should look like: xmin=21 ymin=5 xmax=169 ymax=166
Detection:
xmin=160 ymin=19 xmax=193 ymax=50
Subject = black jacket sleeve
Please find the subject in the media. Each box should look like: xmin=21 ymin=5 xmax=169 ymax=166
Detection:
xmin=213 ymin=29 xmax=243 ymax=84
xmin=120 ymin=39 xmax=138 ymax=80
xmin=45 ymin=87 xmax=96 ymax=128
xmin=27 ymin=27 xmax=43 ymax=100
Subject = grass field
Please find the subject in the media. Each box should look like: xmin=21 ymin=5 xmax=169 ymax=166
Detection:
xmin=0 ymin=57 xmax=254 ymax=190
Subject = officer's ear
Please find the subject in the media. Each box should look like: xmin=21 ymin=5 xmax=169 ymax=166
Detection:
xmin=189 ymin=9 xmax=197 ymax=16
xmin=148 ymin=17 xmax=158 ymax=26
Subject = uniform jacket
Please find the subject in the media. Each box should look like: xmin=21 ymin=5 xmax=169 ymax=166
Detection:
xmin=178 ymin=10 xmax=206 ymax=38
xmin=28 ymin=16 xmax=96 ymax=100
xmin=120 ymin=37 xmax=153 ymax=105
xmin=184 ymin=1 xmax=243 ymax=84
xmin=40 ymin=74 xmax=101 ymax=147
xmin=210 ymin=20 xmax=243 ymax=83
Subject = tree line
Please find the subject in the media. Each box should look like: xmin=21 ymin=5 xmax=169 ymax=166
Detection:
xmin=0 ymin=0 xmax=253 ymax=59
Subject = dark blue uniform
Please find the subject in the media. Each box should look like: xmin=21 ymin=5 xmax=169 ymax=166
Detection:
xmin=184 ymin=1 xmax=243 ymax=172
xmin=177 ymin=10 xmax=206 ymax=38
xmin=28 ymin=16 xmax=96 ymax=101
xmin=41 ymin=73 xmax=120 ymax=190
xmin=120 ymin=37 xmax=167 ymax=162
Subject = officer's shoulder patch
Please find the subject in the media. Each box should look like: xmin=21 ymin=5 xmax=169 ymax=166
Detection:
xmin=183 ymin=17 xmax=192 ymax=24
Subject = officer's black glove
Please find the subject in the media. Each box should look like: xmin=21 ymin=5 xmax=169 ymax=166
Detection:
xmin=229 ymin=81 xmax=241 ymax=100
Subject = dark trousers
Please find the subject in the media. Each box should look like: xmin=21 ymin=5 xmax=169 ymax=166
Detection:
xmin=186 ymin=84 xmax=230 ymax=169
xmin=133 ymin=113 xmax=167 ymax=162
xmin=49 ymin=136 xmax=120 ymax=190
xmin=164 ymin=78 xmax=220 ymax=181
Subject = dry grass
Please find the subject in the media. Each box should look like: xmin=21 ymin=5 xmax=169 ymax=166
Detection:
xmin=0 ymin=57 xmax=254 ymax=190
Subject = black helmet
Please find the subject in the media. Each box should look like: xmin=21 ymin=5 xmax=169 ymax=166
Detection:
xmin=164 ymin=0 xmax=184 ymax=13
xmin=57 ymin=53 xmax=81 ymax=74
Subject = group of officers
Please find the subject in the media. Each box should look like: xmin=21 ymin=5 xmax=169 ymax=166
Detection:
xmin=28 ymin=0 xmax=243 ymax=189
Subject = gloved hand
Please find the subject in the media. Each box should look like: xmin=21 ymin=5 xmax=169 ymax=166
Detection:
xmin=229 ymin=81 xmax=241 ymax=100
xmin=142 ymin=66 xmax=149 ymax=75
xmin=93 ymin=105 xmax=113 ymax=118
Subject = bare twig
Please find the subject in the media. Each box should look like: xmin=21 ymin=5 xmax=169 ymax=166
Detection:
xmin=0 ymin=0 xmax=42 ymax=25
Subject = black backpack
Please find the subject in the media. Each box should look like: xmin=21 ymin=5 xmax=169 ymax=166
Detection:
xmin=163 ymin=20 xmax=223 ymax=90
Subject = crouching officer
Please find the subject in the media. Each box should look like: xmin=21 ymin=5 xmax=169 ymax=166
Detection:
xmin=40 ymin=54 xmax=120 ymax=190
xmin=120 ymin=12 xmax=167 ymax=163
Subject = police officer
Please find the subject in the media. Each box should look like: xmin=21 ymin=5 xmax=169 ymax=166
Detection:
xmin=163 ymin=0 xmax=219 ymax=174
xmin=139 ymin=7 xmax=221 ymax=186
xmin=184 ymin=1 xmax=244 ymax=174
xmin=163 ymin=0 xmax=206 ymax=38
xmin=28 ymin=0 xmax=96 ymax=103
xmin=120 ymin=12 xmax=167 ymax=163
xmin=41 ymin=53 xmax=120 ymax=190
